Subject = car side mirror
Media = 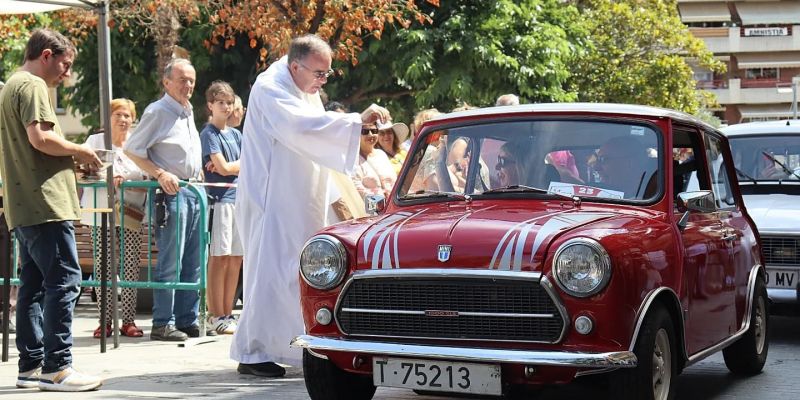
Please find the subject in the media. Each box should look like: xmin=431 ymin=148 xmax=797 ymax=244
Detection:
xmin=365 ymin=194 xmax=386 ymax=216
xmin=676 ymin=190 xmax=716 ymax=231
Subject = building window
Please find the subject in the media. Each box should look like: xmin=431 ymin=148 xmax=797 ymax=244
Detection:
xmin=744 ymin=68 xmax=778 ymax=80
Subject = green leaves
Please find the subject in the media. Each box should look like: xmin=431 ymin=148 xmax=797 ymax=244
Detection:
xmin=568 ymin=0 xmax=724 ymax=116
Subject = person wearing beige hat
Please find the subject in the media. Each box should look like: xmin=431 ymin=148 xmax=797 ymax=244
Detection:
xmin=375 ymin=120 xmax=409 ymax=174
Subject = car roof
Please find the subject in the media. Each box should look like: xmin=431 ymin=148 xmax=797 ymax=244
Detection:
xmin=721 ymin=120 xmax=800 ymax=136
xmin=428 ymin=103 xmax=715 ymax=130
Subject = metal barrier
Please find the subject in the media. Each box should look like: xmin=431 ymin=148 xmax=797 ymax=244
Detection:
xmin=1 ymin=180 xmax=209 ymax=360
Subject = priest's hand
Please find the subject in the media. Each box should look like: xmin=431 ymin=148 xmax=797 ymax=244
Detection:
xmin=360 ymin=104 xmax=390 ymax=125
xmin=157 ymin=171 xmax=180 ymax=195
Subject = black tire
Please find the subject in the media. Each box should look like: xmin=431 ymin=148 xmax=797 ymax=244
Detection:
xmin=609 ymin=306 xmax=676 ymax=400
xmin=303 ymin=349 xmax=376 ymax=400
xmin=723 ymin=276 xmax=769 ymax=375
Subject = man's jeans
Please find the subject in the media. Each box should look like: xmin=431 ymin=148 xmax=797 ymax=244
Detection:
xmin=14 ymin=221 xmax=81 ymax=374
xmin=152 ymin=187 xmax=204 ymax=328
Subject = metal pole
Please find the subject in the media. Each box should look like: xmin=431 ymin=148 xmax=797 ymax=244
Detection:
xmin=97 ymin=0 xmax=119 ymax=348
xmin=791 ymin=78 xmax=798 ymax=120
xmin=1 ymin=211 xmax=10 ymax=362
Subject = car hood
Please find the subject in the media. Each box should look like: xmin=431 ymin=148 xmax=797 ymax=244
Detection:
xmin=742 ymin=194 xmax=800 ymax=233
xmin=354 ymin=204 xmax=616 ymax=271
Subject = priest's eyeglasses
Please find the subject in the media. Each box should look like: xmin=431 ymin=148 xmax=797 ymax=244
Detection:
xmin=298 ymin=62 xmax=334 ymax=80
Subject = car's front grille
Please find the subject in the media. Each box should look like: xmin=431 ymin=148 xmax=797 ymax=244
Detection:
xmin=762 ymin=236 xmax=800 ymax=266
xmin=336 ymin=277 xmax=565 ymax=343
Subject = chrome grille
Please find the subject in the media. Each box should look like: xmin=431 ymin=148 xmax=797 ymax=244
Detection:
xmin=762 ymin=236 xmax=800 ymax=266
xmin=337 ymin=277 xmax=565 ymax=343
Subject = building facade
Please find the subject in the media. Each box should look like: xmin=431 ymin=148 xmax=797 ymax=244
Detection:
xmin=679 ymin=0 xmax=800 ymax=124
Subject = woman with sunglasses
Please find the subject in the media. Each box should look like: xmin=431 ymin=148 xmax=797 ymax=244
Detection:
xmin=352 ymin=124 xmax=397 ymax=200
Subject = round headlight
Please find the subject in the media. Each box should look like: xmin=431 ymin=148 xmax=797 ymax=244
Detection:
xmin=552 ymin=238 xmax=611 ymax=298
xmin=300 ymin=235 xmax=347 ymax=290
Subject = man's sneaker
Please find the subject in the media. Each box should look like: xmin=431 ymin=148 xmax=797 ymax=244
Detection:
xmin=16 ymin=367 xmax=41 ymax=388
xmin=209 ymin=316 xmax=235 ymax=335
xmin=39 ymin=367 xmax=102 ymax=392
xmin=151 ymin=325 xmax=188 ymax=341
xmin=237 ymin=362 xmax=286 ymax=378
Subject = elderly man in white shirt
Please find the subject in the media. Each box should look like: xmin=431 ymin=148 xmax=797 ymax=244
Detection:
xmin=124 ymin=58 xmax=204 ymax=342
xmin=231 ymin=34 xmax=389 ymax=377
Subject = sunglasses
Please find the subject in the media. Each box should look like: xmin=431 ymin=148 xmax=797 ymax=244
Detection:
xmin=361 ymin=128 xmax=379 ymax=136
xmin=298 ymin=62 xmax=335 ymax=80
xmin=497 ymin=155 xmax=516 ymax=168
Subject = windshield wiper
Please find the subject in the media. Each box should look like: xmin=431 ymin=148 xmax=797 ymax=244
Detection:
xmin=735 ymin=167 xmax=757 ymax=184
xmin=402 ymin=190 xmax=468 ymax=201
xmin=761 ymin=151 xmax=800 ymax=180
xmin=481 ymin=185 xmax=577 ymax=201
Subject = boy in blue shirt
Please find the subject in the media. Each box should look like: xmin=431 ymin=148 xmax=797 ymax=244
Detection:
xmin=200 ymin=81 xmax=242 ymax=334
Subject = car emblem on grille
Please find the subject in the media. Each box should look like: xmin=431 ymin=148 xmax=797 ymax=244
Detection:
xmin=425 ymin=310 xmax=459 ymax=317
xmin=437 ymin=244 xmax=452 ymax=262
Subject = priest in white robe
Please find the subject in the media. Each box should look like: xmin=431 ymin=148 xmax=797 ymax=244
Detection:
xmin=231 ymin=34 xmax=389 ymax=377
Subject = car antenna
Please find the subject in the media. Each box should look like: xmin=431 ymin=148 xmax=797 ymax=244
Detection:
xmin=787 ymin=120 xmax=791 ymax=126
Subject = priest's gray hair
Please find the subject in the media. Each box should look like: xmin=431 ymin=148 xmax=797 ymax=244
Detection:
xmin=288 ymin=34 xmax=332 ymax=63
xmin=496 ymin=94 xmax=520 ymax=106
xmin=164 ymin=58 xmax=193 ymax=80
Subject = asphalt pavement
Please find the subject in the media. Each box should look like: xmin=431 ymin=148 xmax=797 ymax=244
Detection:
xmin=1 ymin=298 xmax=800 ymax=399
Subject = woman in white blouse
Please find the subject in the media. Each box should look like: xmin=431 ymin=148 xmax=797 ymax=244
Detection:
xmin=351 ymin=124 xmax=397 ymax=200
xmin=80 ymin=98 xmax=147 ymax=339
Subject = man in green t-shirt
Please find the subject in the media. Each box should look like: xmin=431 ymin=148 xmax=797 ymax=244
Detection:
xmin=0 ymin=29 xmax=102 ymax=392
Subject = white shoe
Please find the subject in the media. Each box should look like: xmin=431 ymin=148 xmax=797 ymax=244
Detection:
xmin=210 ymin=316 xmax=235 ymax=335
xmin=224 ymin=315 xmax=238 ymax=333
xmin=16 ymin=366 xmax=41 ymax=388
xmin=39 ymin=367 xmax=102 ymax=392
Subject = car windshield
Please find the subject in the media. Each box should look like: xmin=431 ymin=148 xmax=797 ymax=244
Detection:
xmin=728 ymin=134 xmax=800 ymax=181
xmin=397 ymin=119 xmax=661 ymax=202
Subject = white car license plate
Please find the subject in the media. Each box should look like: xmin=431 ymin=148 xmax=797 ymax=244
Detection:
xmin=766 ymin=268 xmax=798 ymax=289
xmin=372 ymin=357 xmax=501 ymax=396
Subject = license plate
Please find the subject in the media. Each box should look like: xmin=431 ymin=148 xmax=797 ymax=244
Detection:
xmin=766 ymin=268 xmax=798 ymax=289
xmin=372 ymin=357 xmax=501 ymax=395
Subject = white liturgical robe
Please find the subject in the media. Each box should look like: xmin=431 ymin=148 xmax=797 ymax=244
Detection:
xmin=231 ymin=56 xmax=362 ymax=366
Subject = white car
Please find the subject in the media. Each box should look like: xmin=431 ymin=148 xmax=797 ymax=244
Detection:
xmin=722 ymin=120 xmax=800 ymax=308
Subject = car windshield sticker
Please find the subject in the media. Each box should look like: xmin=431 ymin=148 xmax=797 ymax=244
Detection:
xmin=548 ymin=182 xmax=624 ymax=200
xmin=630 ymin=125 xmax=645 ymax=136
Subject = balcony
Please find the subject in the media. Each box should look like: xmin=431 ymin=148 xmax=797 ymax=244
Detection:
xmin=691 ymin=26 xmax=800 ymax=53
xmin=702 ymin=78 xmax=797 ymax=105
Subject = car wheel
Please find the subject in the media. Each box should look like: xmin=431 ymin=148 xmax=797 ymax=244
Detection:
xmin=722 ymin=276 xmax=769 ymax=375
xmin=303 ymin=349 xmax=376 ymax=400
xmin=609 ymin=305 xmax=676 ymax=400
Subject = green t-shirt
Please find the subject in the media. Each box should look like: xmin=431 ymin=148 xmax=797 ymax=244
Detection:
xmin=0 ymin=70 xmax=80 ymax=230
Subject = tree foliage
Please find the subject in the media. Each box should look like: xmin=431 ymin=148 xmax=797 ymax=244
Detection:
xmin=207 ymin=0 xmax=438 ymax=65
xmin=568 ymin=0 xmax=724 ymax=114
xmin=0 ymin=14 xmax=52 ymax=81
xmin=325 ymin=0 xmax=585 ymax=120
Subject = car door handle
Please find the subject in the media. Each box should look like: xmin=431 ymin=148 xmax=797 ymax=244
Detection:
xmin=722 ymin=229 xmax=738 ymax=242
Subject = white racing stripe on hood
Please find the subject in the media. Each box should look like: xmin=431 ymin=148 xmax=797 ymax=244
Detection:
xmin=528 ymin=213 xmax=614 ymax=263
xmin=490 ymin=211 xmax=613 ymax=271
xmin=363 ymin=210 xmax=426 ymax=269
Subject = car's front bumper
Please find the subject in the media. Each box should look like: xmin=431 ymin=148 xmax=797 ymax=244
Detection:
xmin=290 ymin=335 xmax=637 ymax=369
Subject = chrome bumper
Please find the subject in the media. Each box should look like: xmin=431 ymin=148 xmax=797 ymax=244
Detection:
xmin=290 ymin=335 xmax=637 ymax=369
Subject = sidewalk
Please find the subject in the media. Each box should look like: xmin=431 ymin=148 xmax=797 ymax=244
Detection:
xmin=0 ymin=298 xmax=310 ymax=399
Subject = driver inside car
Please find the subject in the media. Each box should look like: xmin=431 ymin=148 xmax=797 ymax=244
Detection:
xmin=595 ymin=136 xmax=653 ymax=199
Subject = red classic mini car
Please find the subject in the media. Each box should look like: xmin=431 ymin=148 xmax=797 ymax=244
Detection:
xmin=291 ymin=104 xmax=768 ymax=400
